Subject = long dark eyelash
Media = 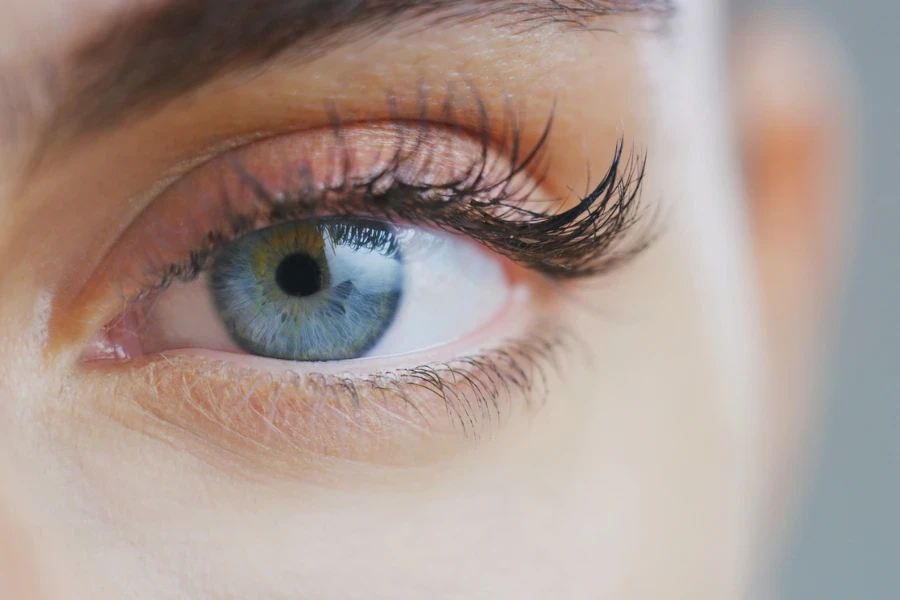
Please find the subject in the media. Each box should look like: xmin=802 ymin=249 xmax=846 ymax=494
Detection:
xmin=140 ymin=100 xmax=651 ymax=302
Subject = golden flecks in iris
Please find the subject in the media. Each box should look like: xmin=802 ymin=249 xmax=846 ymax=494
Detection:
xmin=252 ymin=222 xmax=327 ymax=281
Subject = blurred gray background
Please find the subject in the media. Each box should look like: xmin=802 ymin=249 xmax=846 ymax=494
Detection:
xmin=734 ymin=0 xmax=900 ymax=598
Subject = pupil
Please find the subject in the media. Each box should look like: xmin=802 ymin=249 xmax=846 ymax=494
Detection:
xmin=275 ymin=253 xmax=322 ymax=297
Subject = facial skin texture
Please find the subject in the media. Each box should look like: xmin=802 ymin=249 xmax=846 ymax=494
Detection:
xmin=0 ymin=1 xmax=852 ymax=598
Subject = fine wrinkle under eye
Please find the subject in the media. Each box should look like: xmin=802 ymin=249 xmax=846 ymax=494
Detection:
xmin=109 ymin=323 xmax=572 ymax=465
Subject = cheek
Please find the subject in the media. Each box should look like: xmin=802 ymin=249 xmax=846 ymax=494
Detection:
xmin=550 ymin=231 xmax=761 ymax=595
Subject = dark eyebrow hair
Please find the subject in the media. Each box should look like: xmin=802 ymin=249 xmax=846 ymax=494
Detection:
xmin=8 ymin=0 xmax=672 ymax=150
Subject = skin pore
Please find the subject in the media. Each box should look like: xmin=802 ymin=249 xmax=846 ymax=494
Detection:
xmin=0 ymin=1 xmax=851 ymax=598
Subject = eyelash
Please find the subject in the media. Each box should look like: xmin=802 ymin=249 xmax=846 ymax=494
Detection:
xmin=130 ymin=112 xmax=650 ymax=306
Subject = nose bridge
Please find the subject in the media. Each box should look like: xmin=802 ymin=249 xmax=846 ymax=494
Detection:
xmin=0 ymin=474 xmax=48 ymax=600
xmin=0 ymin=460 xmax=89 ymax=600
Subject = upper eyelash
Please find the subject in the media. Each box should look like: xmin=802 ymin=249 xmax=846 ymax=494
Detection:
xmin=131 ymin=106 xmax=651 ymax=305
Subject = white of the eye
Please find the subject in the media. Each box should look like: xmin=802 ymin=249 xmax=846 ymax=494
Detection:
xmin=140 ymin=227 xmax=510 ymax=359
xmin=363 ymin=227 xmax=509 ymax=358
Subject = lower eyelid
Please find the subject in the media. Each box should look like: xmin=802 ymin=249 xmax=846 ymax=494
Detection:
xmin=83 ymin=323 xmax=568 ymax=471
xmin=78 ymin=281 xmax=567 ymax=469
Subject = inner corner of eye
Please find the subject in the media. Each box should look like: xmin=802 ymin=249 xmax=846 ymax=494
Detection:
xmin=88 ymin=218 xmax=523 ymax=366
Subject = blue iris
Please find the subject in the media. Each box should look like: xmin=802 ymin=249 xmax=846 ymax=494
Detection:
xmin=208 ymin=218 xmax=403 ymax=361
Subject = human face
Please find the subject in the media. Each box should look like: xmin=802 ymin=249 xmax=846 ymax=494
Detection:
xmin=0 ymin=1 xmax=850 ymax=598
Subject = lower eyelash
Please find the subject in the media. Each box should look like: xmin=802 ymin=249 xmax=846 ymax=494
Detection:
xmin=107 ymin=323 xmax=575 ymax=463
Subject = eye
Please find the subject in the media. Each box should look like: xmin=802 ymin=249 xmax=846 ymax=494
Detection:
xmin=117 ymin=217 xmax=509 ymax=362
xmin=75 ymin=118 xmax=648 ymax=464
xmin=211 ymin=218 xmax=404 ymax=361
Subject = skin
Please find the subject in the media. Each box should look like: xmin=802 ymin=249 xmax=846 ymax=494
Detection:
xmin=0 ymin=0 xmax=854 ymax=598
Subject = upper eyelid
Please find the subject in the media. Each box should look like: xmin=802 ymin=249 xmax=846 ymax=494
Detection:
xmin=80 ymin=321 xmax=575 ymax=469
xmin=109 ymin=119 xmax=646 ymax=303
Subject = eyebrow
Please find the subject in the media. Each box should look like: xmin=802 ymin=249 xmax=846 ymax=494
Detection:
xmin=7 ymin=0 xmax=672 ymax=149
